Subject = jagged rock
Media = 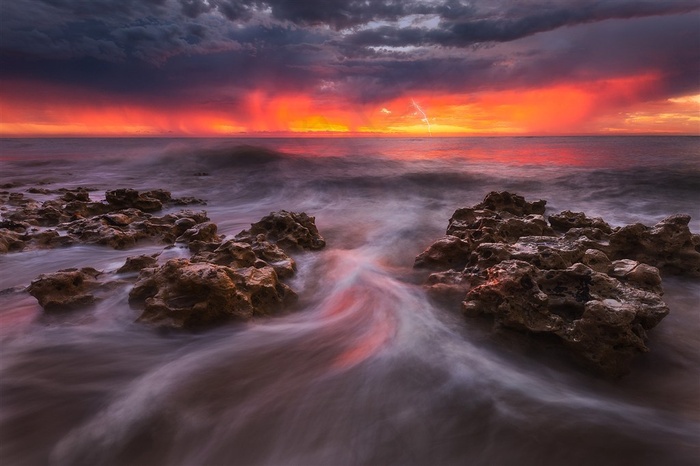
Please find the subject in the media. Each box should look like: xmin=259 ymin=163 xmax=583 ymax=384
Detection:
xmin=462 ymin=260 xmax=669 ymax=377
xmin=609 ymin=259 xmax=663 ymax=293
xmin=609 ymin=215 xmax=700 ymax=276
xmin=0 ymin=229 xmax=25 ymax=253
xmin=129 ymin=259 xmax=296 ymax=329
xmin=27 ymin=268 xmax=105 ymax=311
xmin=193 ymin=237 xmax=296 ymax=279
xmin=176 ymin=221 xmax=222 ymax=246
xmin=235 ymin=211 xmax=326 ymax=251
xmin=117 ymin=254 xmax=160 ymax=274
xmin=475 ymin=191 xmax=546 ymax=216
xmin=414 ymin=235 xmax=472 ymax=270
xmin=65 ymin=209 xmax=211 ymax=249
xmin=549 ymin=211 xmax=613 ymax=234
xmin=105 ymin=188 xmax=165 ymax=212
xmin=446 ymin=209 xmax=554 ymax=246
xmin=581 ymin=248 xmax=613 ymax=273
xmin=415 ymin=191 xmax=697 ymax=376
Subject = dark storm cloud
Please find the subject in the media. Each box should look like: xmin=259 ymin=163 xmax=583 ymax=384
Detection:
xmin=347 ymin=0 xmax=700 ymax=47
xmin=0 ymin=0 xmax=698 ymax=109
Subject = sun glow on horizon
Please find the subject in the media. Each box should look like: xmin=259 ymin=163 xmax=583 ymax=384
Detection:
xmin=1 ymin=77 xmax=698 ymax=137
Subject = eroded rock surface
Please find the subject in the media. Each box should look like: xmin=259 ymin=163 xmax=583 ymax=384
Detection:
xmin=0 ymin=188 xmax=207 ymax=252
xmin=235 ymin=210 xmax=326 ymax=250
xmin=27 ymin=268 xmax=108 ymax=312
xmin=416 ymin=191 xmax=698 ymax=376
xmin=129 ymin=259 xmax=296 ymax=329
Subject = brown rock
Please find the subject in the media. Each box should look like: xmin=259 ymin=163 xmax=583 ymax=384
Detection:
xmin=549 ymin=211 xmax=613 ymax=234
xmin=235 ymin=210 xmax=326 ymax=251
xmin=414 ymin=235 xmax=472 ymax=270
xmin=609 ymin=214 xmax=700 ymax=276
xmin=117 ymin=254 xmax=160 ymax=274
xmin=475 ymin=191 xmax=546 ymax=216
xmin=129 ymin=259 xmax=296 ymax=329
xmin=462 ymin=261 xmax=669 ymax=377
xmin=27 ymin=268 xmax=104 ymax=311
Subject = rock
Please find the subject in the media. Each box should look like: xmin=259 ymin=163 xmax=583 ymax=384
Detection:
xmin=176 ymin=221 xmax=222 ymax=246
xmin=27 ymin=268 xmax=104 ymax=311
xmin=581 ymin=249 xmax=613 ymax=273
xmin=549 ymin=211 xmax=613 ymax=234
xmin=65 ymin=209 xmax=211 ymax=249
xmin=415 ymin=191 xmax=696 ymax=376
xmin=105 ymin=189 xmax=164 ymax=212
xmin=129 ymin=259 xmax=296 ymax=329
xmin=609 ymin=215 xmax=700 ymax=276
xmin=117 ymin=254 xmax=160 ymax=274
xmin=414 ymin=235 xmax=472 ymax=270
xmin=462 ymin=261 xmax=669 ymax=377
xmin=475 ymin=191 xmax=546 ymax=216
xmin=0 ymin=229 xmax=25 ymax=253
xmin=235 ymin=211 xmax=326 ymax=251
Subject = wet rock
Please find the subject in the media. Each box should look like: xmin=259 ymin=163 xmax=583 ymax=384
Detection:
xmin=415 ymin=191 xmax=697 ymax=376
xmin=609 ymin=215 xmax=700 ymax=276
xmin=549 ymin=211 xmax=613 ymax=234
xmin=27 ymin=268 xmax=105 ymax=311
xmin=117 ymin=254 xmax=160 ymax=274
xmin=129 ymin=259 xmax=296 ymax=329
xmin=0 ymin=229 xmax=25 ymax=253
xmin=64 ymin=209 xmax=211 ymax=249
xmin=176 ymin=221 xmax=222 ymax=246
xmin=414 ymin=235 xmax=472 ymax=270
xmin=475 ymin=191 xmax=546 ymax=216
xmin=193 ymin=237 xmax=296 ymax=279
xmin=105 ymin=189 xmax=165 ymax=212
xmin=462 ymin=261 xmax=669 ymax=377
xmin=235 ymin=210 xmax=326 ymax=251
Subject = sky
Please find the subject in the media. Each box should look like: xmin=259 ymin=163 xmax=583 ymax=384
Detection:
xmin=1 ymin=0 xmax=699 ymax=136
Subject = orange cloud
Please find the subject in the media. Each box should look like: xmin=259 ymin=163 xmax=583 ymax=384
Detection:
xmin=1 ymin=73 xmax=696 ymax=136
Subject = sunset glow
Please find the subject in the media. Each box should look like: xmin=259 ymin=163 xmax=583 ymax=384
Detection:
xmin=1 ymin=1 xmax=698 ymax=136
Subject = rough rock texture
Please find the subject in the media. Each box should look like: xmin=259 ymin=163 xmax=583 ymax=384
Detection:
xmin=0 ymin=188 xmax=207 ymax=252
xmin=117 ymin=254 xmax=160 ymax=274
xmin=416 ymin=191 xmax=698 ymax=377
xmin=235 ymin=210 xmax=326 ymax=250
xmin=462 ymin=261 xmax=668 ymax=377
xmin=128 ymin=210 xmax=325 ymax=329
xmin=129 ymin=259 xmax=296 ymax=329
xmin=27 ymin=268 xmax=106 ymax=311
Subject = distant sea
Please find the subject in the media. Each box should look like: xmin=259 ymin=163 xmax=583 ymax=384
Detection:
xmin=1 ymin=136 xmax=699 ymax=465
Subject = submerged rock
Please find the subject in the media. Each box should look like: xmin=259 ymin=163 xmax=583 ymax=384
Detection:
xmin=416 ymin=191 xmax=697 ymax=376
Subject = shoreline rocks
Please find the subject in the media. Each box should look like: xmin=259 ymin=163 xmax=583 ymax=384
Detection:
xmin=13 ymin=187 xmax=326 ymax=331
xmin=416 ymin=191 xmax=700 ymax=377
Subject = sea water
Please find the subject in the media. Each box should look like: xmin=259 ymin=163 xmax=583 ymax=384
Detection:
xmin=1 ymin=136 xmax=699 ymax=465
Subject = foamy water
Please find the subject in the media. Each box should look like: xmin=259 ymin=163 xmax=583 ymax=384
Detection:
xmin=1 ymin=137 xmax=699 ymax=465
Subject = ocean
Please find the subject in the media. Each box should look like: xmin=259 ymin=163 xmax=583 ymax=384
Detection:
xmin=1 ymin=136 xmax=699 ymax=465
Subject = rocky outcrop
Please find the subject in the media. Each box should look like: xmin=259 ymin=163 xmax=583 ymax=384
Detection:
xmin=0 ymin=188 xmax=207 ymax=252
xmin=416 ymin=191 xmax=698 ymax=377
xmin=27 ymin=268 xmax=109 ymax=312
xmin=25 ymin=204 xmax=326 ymax=330
xmin=234 ymin=210 xmax=326 ymax=251
xmin=129 ymin=259 xmax=296 ymax=329
xmin=127 ymin=210 xmax=325 ymax=329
